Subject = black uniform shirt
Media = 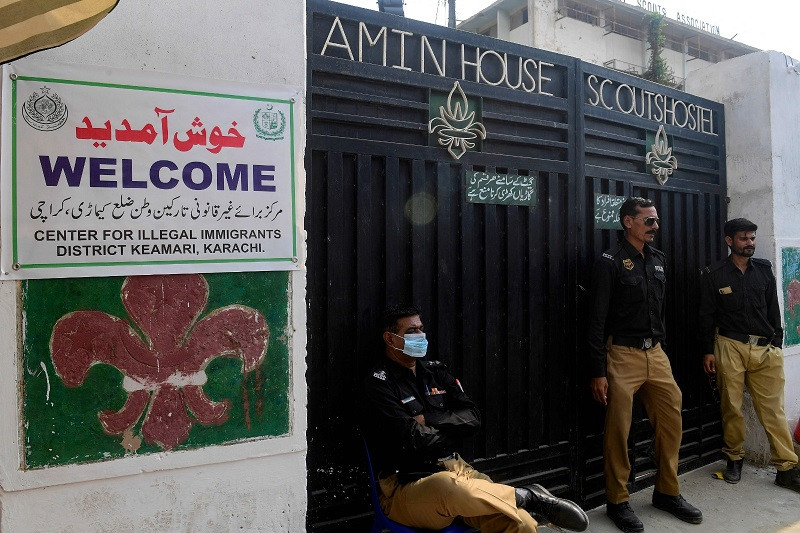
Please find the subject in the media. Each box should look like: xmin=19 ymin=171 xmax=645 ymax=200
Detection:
xmin=588 ymin=239 xmax=667 ymax=377
xmin=362 ymin=357 xmax=480 ymax=479
xmin=699 ymin=256 xmax=783 ymax=354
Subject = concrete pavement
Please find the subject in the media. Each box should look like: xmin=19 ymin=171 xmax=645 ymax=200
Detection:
xmin=541 ymin=460 xmax=800 ymax=532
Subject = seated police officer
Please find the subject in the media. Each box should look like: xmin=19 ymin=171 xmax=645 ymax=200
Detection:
xmin=362 ymin=304 xmax=589 ymax=533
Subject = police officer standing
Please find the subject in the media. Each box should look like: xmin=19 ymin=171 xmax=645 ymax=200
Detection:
xmin=588 ymin=197 xmax=702 ymax=533
xmin=363 ymin=304 xmax=589 ymax=532
xmin=699 ymin=218 xmax=800 ymax=490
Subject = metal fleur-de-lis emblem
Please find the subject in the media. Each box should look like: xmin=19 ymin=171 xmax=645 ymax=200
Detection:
xmin=645 ymin=125 xmax=678 ymax=186
xmin=428 ymin=81 xmax=487 ymax=160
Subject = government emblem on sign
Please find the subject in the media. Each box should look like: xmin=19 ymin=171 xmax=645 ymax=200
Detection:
xmin=253 ymin=104 xmax=286 ymax=141
xmin=623 ymin=258 xmax=634 ymax=270
xmin=21 ymin=87 xmax=68 ymax=132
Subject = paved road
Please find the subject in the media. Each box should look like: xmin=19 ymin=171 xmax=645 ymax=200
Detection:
xmin=541 ymin=460 xmax=800 ymax=532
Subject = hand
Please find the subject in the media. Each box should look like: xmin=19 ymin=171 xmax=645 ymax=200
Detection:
xmin=413 ymin=414 xmax=426 ymax=425
xmin=590 ymin=377 xmax=608 ymax=406
xmin=703 ymin=354 xmax=716 ymax=374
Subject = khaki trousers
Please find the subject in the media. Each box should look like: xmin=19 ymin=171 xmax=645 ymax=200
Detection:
xmin=604 ymin=341 xmax=683 ymax=503
xmin=379 ymin=455 xmax=538 ymax=533
xmin=715 ymin=335 xmax=798 ymax=470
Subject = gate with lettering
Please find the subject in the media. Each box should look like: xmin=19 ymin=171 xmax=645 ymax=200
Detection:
xmin=306 ymin=2 xmax=727 ymax=529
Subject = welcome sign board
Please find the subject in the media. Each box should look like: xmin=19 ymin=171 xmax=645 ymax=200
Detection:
xmin=1 ymin=62 xmax=301 ymax=279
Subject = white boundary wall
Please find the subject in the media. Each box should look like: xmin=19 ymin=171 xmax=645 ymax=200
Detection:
xmin=0 ymin=1 xmax=308 ymax=530
xmin=687 ymin=50 xmax=800 ymax=463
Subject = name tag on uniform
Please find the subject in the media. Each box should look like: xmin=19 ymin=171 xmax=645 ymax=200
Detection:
xmin=655 ymin=265 xmax=664 ymax=272
xmin=719 ymin=286 xmax=733 ymax=294
xmin=401 ymin=396 xmax=416 ymax=404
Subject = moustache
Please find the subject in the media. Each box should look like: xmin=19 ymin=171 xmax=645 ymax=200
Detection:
xmin=646 ymin=230 xmax=657 ymax=235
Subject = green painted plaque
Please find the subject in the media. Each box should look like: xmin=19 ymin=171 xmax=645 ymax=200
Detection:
xmin=595 ymin=193 xmax=626 ymax=230
xmin=466 ymin=171 xmax=537 ymax=206
xmin=782 ymin=247 xmax=800 ymax=347
xmin=429 ymin=82 xmax=484 ymax=159
xmin=22 ymin=271 xmax=290 ymax=468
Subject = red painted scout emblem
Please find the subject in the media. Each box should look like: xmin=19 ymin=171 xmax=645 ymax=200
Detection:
xmin=50 ymin=274 xmax=269 ymax=450
xmin=623 ymin=259 xmax=634 ymax=270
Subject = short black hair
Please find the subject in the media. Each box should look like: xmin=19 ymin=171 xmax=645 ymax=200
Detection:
xmin=381 ymin=304 xmax=421 ymax=333
xmin=724 ymin=218 xmax=757 ymax=238
xmin=619 ymin=197 xmax=655 ymax=230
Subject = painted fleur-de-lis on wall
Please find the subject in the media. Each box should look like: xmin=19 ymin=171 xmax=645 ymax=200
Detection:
xmin=645 ymin=124 xmax=678 ymax=185
xmin=50 ymin=274 xmax=269 ymax=451
xmin=429 ymin=81 xmax=487 ymax=160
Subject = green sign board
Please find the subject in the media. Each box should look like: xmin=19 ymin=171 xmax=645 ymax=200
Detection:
xmin=22 ymin=271 xmax=290 ymax=468
xmin=595 ymin=193 xmax=626 ymax=230
xmin=466 ymin=171 xmax=537 ymax=206
xmin=782 ymin=247 xmax=800 ymax=347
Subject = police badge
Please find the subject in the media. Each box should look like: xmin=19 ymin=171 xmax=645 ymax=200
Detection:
xmin=622 ymin=258 xmax=634 ymax=270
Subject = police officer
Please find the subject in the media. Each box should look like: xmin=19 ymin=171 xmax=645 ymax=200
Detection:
xmin=363 ymin=304 xmax=589 ymax=533
xmin=588 ymin=197 xmax=702 ymax=533
xmin=700 ymin=218 xmax=800 ymax=490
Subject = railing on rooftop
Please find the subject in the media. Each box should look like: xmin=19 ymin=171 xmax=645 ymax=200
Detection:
xmin=557 ymin=1 xmax=722 ymax=65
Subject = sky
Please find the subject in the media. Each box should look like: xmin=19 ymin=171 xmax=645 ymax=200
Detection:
xmin=333 ymin=0 xmax=800 ymax=62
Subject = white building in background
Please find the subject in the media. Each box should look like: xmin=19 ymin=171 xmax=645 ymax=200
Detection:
xmin=458 ymin=0 xmax=759 ymax=87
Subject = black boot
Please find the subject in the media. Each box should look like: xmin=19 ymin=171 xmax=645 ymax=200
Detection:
xmin=775 ymin=467 xmax=800 ymax=493
xmin=723 ymin=458 xmax=744 ymax=484
xmin=652 ymin=490 xmax=703 ymax=524
xmin=518 ymin=484 xmax=589 ymax=531
xmin=606 ymin=501 xmax=643 ymax=533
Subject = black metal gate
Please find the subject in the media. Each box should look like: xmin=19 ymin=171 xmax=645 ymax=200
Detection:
xmin=306 ymin=2 xmax=727 ymax=529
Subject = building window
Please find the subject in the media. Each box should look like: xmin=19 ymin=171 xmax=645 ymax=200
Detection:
xmin=664 ymin=36 xmax=684 ymax=54
xmin=686 ymin=40 xmax=717 ymax=62
xmin=510 ymin=7 xmax=528 ymax=30
xmin=560 ymin=0 xmax=600 ymax=26
xmin=480 ymin=25 xmax=498 ymax=38
xmin=605 ymin=19 xmax=642 ymax=40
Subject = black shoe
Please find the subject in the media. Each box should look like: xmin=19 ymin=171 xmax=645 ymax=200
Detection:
xmin=606 ymin=501 xmax=643 ymax=533
xmin=520 ymin=484 xmax=589 ymax=531
xmin=775 ymin=467 xmax=800 ymax=493
xmin=652 ymin=490 xmax=703 ymax=524
xmin=723 ymin=458 xmax=744 ymax=484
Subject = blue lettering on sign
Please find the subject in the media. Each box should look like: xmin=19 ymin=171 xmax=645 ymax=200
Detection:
xmin=38 ymin=156 xmax=278 ymax=192
xmin=253 ymin=165 xmax=276 ymax=192
xmin=150 ymin=160 xmax=179 ymax=189
xmin=40 ymin=155 xmax=85 ymax=186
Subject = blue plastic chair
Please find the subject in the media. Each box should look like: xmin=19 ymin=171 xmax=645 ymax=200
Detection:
xmin=361 ymin=435 xmax=477 ymax=533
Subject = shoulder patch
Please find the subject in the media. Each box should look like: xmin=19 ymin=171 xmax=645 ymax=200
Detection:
xmin=752 ymin=257 xmax=773 ymax=268
xmin=601 ymin=242 xmax=624 ymax=260
xmin=703 ymin=258 xmax=728 ymax=274
xmin=372 ymin=370 xmax=387 ymax=381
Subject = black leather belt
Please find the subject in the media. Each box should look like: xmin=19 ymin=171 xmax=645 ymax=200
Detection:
xmin=718 ymin=330 xmax=770 ymax=346
xmin=612 ymin=336 xmax=660 ymax=349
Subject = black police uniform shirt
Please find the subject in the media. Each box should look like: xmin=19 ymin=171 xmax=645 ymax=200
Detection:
xmin=698 ymin=256 xmax=783 ymax=354
xmin=588 ymin=239 xmax=667 ymax=378
xmin=362 ymin=357 xmax=480 ymax=481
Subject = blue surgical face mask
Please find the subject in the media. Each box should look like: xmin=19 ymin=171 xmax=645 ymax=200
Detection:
xmin=391 ymin=332 xmax=428 ymax=358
